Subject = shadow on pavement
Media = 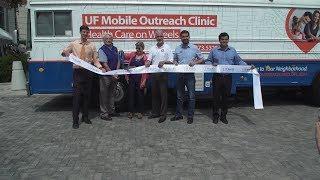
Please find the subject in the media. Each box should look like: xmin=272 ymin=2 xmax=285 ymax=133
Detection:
xmin=232 ymin=88 xmax=312 ymax=107
xmin=34 ymin=89 xmax=313 ymax=115
xmin=34 ymin=95 xmax=73 ymax=112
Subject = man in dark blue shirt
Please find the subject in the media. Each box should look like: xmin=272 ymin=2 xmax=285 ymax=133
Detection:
xmin=206 ymin=32 xmax=253 ymax=124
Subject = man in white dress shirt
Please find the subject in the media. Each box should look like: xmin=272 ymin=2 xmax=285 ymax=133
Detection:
xmin=145 ymin=29 xmax=173 ymax=123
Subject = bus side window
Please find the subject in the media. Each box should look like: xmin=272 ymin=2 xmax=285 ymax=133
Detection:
xmin=36 ymin=11 xmax=72 ymax=37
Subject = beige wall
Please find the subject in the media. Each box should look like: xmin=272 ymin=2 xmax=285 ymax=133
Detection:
xmin=17 ymin=5 xmax=28 ymax=41
xmin=0 ymin=1 xmax=15 ymax=36
xmin=7 ymin=8 xmax=15 ymax=33
xmin=0 ymin=0 xmax=28 ymax=42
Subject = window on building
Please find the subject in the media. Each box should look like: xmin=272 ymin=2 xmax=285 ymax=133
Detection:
xmin=36 ymin=11 xmax=72 ymax=37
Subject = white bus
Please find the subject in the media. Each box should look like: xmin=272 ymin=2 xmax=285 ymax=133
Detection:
xmin=27 ymin=0 xmax=320 ymax=105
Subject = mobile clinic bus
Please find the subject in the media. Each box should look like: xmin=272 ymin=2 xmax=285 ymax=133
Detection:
xmin=27 ymin=0 xmax=320 ymax=106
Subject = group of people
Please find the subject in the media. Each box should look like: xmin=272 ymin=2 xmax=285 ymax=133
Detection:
xmin=62 ymin=25 xmax=252 ymax=129
xmin=291 ymin=10 xmax=320 ymax=41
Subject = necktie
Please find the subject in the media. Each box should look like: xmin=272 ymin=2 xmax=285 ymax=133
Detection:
xmin=80 ymin=44 xmax=85 ymax=60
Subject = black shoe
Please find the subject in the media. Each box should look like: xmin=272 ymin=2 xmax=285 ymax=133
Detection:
xmin=187 ymin=117 xmax=193 ymax=124
xmin=101 ymin=115 xmax=112 ymax=121
xmin=158 ymin=116 xmax=166 ymax=123
xmin=110 ymin=112 xmax=120 ymax=117
xmin=72 ymin=123 xmax=79 ymax=129
xmin=212 ymin=115 xmax=219 ymax=124
xmin=220 ymin=115 xmax=228 ymax=124
xmin=81 ymin=116 xmax=87 ymax=122
xmin=148 ymin=114 xmax=161 ymax=119
xmin=170 ymin=116 xmax=183 ymax=121
xmin=81 ymin=116 xmax=92 ymax=124
xmin=84 ymin=119 xmax=92 ymax=124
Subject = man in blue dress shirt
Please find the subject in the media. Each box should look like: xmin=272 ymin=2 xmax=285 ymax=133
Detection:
xmin=171 ymin=30 xmax=204 ymax=124
xmin=207 ymin=32 xmax=253 ymax=124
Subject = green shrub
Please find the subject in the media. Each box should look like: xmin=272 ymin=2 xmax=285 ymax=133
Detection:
xmin=0 ymin=54 xmax=29 ymax=83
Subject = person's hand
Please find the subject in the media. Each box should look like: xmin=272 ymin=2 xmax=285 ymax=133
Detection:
xmin=61 ymin=51 xmax=70 ymax=57
xmin=113 ymin=75 xmax=119 ymax=80
xmin=140 ymin=81 xmax=146 ymax=89
xmin=250 ymin=65 xmax=255 ymax=70
xmin=158 ymin=61 xmax=165 ymax=68
xmin=100 ymin=67 xmax=106 ymax=73
xmin=189 ymin=61 xmax=195 ymax=67
xmin=145 ymin=60 xmax=151 ymax=67
xmin=173 ymin=61 xmax=178 ymax=66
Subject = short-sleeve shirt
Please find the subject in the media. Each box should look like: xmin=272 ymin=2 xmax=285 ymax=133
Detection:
xmin=147 ymin=43 xmax=173 ymax=65
xmin=98 ymin=49 xmax=108 ymax=62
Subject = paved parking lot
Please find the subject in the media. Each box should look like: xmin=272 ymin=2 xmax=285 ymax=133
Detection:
xmin=0 ymin=84 xmax=319 ymax=180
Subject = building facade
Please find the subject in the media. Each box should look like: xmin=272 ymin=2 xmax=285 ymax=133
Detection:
xmin=0 ymin=0 xmax=15 ymax=56
xmin=0 ymin=0 xmax=29 ymax=56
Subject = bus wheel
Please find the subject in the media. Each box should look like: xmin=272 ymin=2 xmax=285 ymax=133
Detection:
xmin=312 ymin=75 xmax=320 ymax=106
xmin=115 ymin=81 xmax=127 ymax=108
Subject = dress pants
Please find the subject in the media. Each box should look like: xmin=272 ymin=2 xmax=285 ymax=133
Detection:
xmin=72 ymin=68 xmax=93 ymax=124
xmin=99 ymin=76 xmax=117 ymax=117
xmin=212 ymin=74 xmax=232 ymax=116
xmin=151 ymin=73 xmax=168 ymax=117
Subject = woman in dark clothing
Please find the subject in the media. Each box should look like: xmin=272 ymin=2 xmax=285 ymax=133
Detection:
xmin=125 ymin=41 xmax=148 ymax=119
xmin=304 ymin=10 xmax=320 ymax=41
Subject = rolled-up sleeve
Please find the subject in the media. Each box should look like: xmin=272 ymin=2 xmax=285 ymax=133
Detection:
xmin=195 ymin=47 xmax=204 ymax=60
xmin=92 ymin=45 xmax=102 ymax=68
xmin=233 ymin=50 xmax=247 ymax=65
xmin=147 ymin=47 xmax=155 ymax=63
xmin=147 ymin=53 xmax=153 ymax=63
xmin=206 ymin=50 xmax=214 ymax=64
xmin=62 ymin=43 xmax=73 ymax=55
xmin=168 ymin=50 xmax=174 ymax=62
xmin=173 ymin=48 xmax=179 ymax=62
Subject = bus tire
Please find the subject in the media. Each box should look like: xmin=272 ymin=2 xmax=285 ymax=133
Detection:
xmin=115 ymin=81 xmax=127 ymax=108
